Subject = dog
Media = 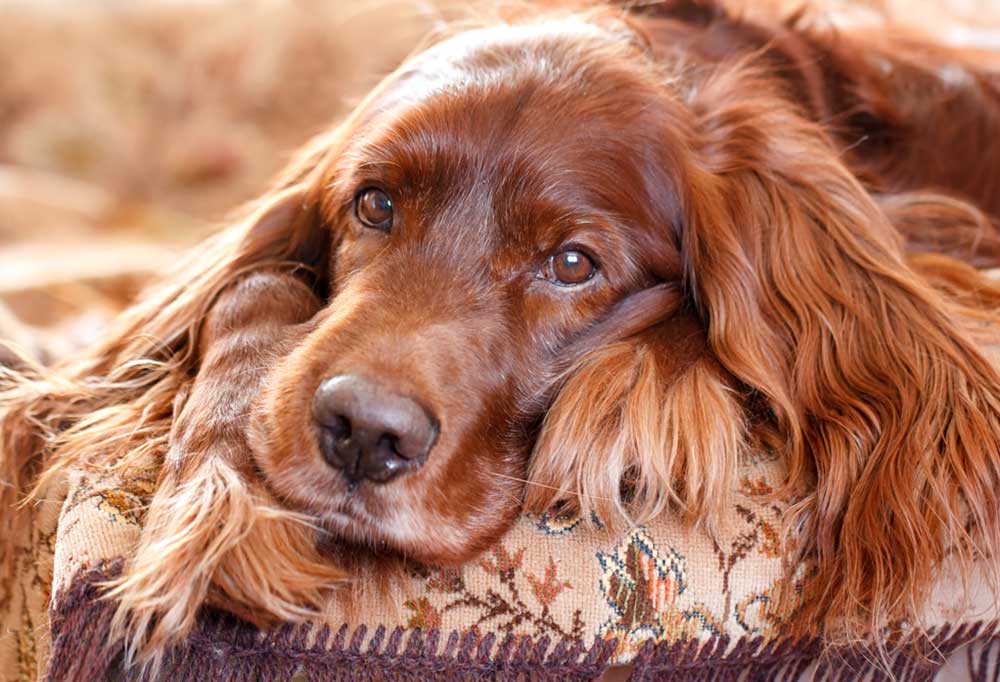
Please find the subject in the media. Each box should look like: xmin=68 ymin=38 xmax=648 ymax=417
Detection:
xmin=3 ymin=0 xmax=1000 ymax=671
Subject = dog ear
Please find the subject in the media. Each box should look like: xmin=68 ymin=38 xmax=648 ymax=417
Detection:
xmin=532 ymin=60 xmax=1000 ymax=641
xmin=102 ymin=272 xmax=341 ymax=672
xmin=880 ymin=191 xmax=1000 ymax=269
xmin=85 ymin=130 xmax=352 ymax=668
xmin=21 ymin=127 xmax=341 ymax=488
xmin=678 ymin=64 xmax=1000 ymax=637
xmin=124 ymin=129 xmax=339 ymax=367
xmin=0 ymin=128 xmax=345 ymax=671
xmin=527 ymin=293 xmax=748 ymax=531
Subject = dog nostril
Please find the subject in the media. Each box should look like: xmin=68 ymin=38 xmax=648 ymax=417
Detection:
xmin=312 ymin=374 xmax=438 ymax=484
xmin=317 ymin=421 xmax=352 ymax=470
xmin=329 ymin=415 xmax=351 ymax=441
xmin=362 ymin=433 xmax=409 ymax=482
xmin=378 ymin=433 xmax=400 ymax=457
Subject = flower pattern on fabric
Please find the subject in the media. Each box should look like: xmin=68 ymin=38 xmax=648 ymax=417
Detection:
xmin=94 ymin=478 xmax=155 ymax=526
xmin=406 ymin=543 xmax=585 ymax=644
xmin=735 ymin=564 xmax=815 ymax=639
xmin=597 ymin=528 xmax=723 ymax=659
xmin=6 ymin=442 xmax=992 ymax=681
xmin=533 ymin=510 xmax=584 ymax=536
xmin=403 ymin=596 xmax=442 ymax=630
xmin=532 ymin=509 xmax=603 ymax=535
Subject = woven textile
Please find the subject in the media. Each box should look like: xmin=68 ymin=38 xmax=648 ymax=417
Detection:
xmin=2 ymin=442 xmax=998 ymax=681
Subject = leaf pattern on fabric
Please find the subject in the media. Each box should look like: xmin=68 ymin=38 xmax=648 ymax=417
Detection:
xmin=409 ymin=542 xmax=584 ymax=644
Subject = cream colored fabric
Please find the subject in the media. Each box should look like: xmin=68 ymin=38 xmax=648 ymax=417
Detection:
xmin=2 ymin=445 xmax=996 ymax=680
xmin=1 ymin=476 xmax=63 ymax=681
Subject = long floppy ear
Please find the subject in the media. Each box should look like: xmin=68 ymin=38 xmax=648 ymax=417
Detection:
xmin=20 ymin=127 xmax=341 ymax=484
xmin=879 ymin=191 xmax=1000 ymax=269
xmin=0 ymin=128 xmax=343 ymax=668
xmin=527 ymin=307 xmax=748 ymax=530
xmin=0 ymin=357 xmax=49 ymax=591
xmin=681 ymin=64 xmax=1000 ymax=638
xmin=103 ymin=271 xmax=342 ymax=673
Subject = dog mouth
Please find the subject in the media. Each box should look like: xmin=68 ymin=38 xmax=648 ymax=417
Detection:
xmin=252 ymin=462 xmax=401 ymax=555
xmin=316 ymin=513 xmax=396 ymax=558
xmin=310 ymin=495 xmax=411 ymax=558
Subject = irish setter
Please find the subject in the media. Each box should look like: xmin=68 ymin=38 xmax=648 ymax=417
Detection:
xmin=3 ymin=0 xmax=1000 ymax=672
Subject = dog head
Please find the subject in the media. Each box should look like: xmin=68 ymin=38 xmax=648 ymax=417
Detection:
xmin=247 ymin=17 xmax=694 ymax=564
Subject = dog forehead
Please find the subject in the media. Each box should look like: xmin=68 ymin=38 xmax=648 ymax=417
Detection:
xmin=329 ymin=18 xmax=678 ymax=266
xmin=357 ymin=31 xmax=663 ymax=196
xmin=408 ymin=18 xmax=631 ymax=85
xmin=371 ymin=16 xmax=654 ymax=119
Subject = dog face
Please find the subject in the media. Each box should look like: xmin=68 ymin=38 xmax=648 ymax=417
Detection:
xmin=250 ymin=20 xmax=691 ymax=564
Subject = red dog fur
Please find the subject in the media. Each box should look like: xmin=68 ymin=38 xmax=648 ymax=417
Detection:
xmin=3 ymin=0 xmax=1000 ymax=671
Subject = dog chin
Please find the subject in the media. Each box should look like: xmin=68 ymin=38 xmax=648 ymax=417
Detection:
xmin=315 ymin=510 xmax=399 ymax=559
xmin=307 ymin=498 xmax=472 ymax=567
xmin=253 ymin=437 xmax=486 ymax=565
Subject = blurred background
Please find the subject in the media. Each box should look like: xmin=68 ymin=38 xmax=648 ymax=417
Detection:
xmin=0 ymin=0 xmax=998 ymax=359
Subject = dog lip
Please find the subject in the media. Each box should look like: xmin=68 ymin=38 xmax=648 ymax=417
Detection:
xmin=322 ymin=495 xmax=382 ymax=532
xmin=319 ymin=506 xmax=402 ymax=554
xmin=322 ymin=508 xmax=357 ymax=527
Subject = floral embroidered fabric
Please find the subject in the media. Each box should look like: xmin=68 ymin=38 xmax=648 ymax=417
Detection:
xmin=2 ymin=449 xmax=998 ymax=680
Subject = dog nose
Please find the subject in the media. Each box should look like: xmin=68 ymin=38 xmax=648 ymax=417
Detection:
xmin=312 ymin=374 xmax=438 ymax=483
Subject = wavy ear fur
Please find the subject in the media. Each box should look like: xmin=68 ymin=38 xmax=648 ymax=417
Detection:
xmin=0 ymin=131 xmax=333 ymax=485
xmin=879 ymin=192 xmax=1000 ymax=269
xmin=527 ymin=309 xmax=748 ymax=530
xmin=684 ymin=64 xmax=1000 ymax=637
xmin=531 ymin=59 xmax=1000 ymax=642
xmin=103 ymin=271 xmax=344 ymax=674
xmin=0 ymin=129 xmax=342 ymax=669
xmin=0 ymin=358 xmax=49 ymax=593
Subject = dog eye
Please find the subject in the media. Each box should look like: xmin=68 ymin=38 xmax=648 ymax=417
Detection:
xmin=541 ymin=249 xmax=597 ymax=286
xmin=355 ymin=188 xmax=393 ymax=231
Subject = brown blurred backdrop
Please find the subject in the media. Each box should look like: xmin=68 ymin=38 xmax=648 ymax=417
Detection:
xmin=0 ymin=0 xmax=997 ymax=358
